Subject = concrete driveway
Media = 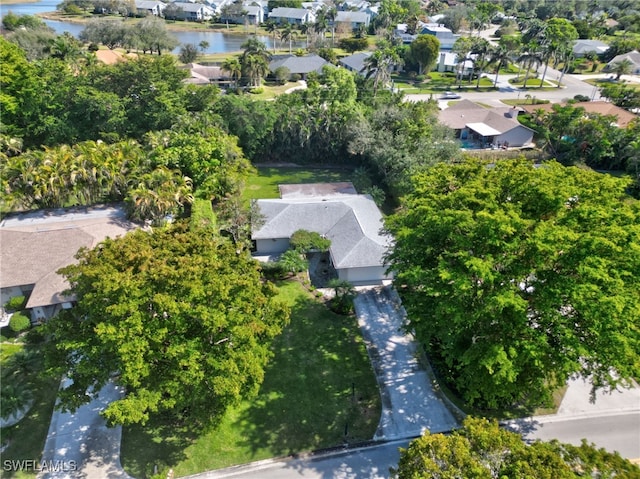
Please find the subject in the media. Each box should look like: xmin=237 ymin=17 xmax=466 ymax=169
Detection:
xmin=353 ymin=287 xmax=459 ymax=440
xmin=39 ymin=380 xmax=132 ymax=479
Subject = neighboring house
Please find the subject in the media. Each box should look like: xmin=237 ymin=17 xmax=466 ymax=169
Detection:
xmin=605 ymin=50 xmax=640 ymax=74
xmin=242 ymin=4 xmax=264 ymax=24
xmin=268 ymin=7 xmax=314 ymax=25
xmin=252 ymin=183 xmax=393 ymax=285
xmin=436 ymin=51 xmax=473 ymax=76
xmin=333 ymin=10 xmax=370 ymax=29
xmin=169 ymin=2 xmax=215 ymax=21
xmin=419 ymin=23 xmax=459 ymax=50
xmin=521 ymin=101 xmax=638 ymax=128
xmin=339 ymin=52 xmax=372 ymax=75
xmin=439 ymin=100 xmax=534 ymax=148
xmin=180 ymin=63 xmax=233 ymax=87
xmin=269 ymin=54 xmax=329 ymax=79
xmin=572 ymin=39 xmax=610 ymax=57
xmin=134 ymin=0 xmax=166 ymax=16
xmin=0 ymin=205 xmax=137 ymax=322
xmin=394 ymin=23 xmax=459 ymax=50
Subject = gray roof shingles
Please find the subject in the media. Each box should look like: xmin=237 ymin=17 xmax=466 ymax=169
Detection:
xmin=253 ymin=193 xmax=391 ymax=269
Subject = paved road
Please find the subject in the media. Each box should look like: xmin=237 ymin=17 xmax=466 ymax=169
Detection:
xmin=521 ymin=413 xmax=640 ymax=460
xmin=183 ymin=439 xmax=410 ymax=479
xmin=353 ymin=287 xmax=459 ymax=440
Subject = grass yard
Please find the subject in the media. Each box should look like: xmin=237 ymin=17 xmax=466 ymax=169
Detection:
xmin=1 ymin=331 xmax=60 ymax=478
xmin=121 ymin=280 xmax=380 ymax=478
xmin=242 ymin=166 xmax=355 ymax=203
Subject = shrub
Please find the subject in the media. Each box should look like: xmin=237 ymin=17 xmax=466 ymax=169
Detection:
xmin=574 ymin=94 xmax=590 ymax=102
xmin=274 ymin=66 xmax=291 ymax=85
xmin=249 ymin=87 xmax=264 ymax=94
xmin=290 ymin=229 xmax=331 ymax=253
xmin=9 ymin=312 xmax=30 ymax=333
xmin=260 ymin=261 xmax=286 ymax=280
xmin=291 ymin=73 xmax=302 ymax=82
xmin=327 ymin=279 xmax=356 ymax=315
xmin=4 ymin=295 xmax=26 ymax=312
xmin=278 ymin=250 xmax=308 ymax=275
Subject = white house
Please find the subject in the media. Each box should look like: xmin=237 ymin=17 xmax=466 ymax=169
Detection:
xmin=252 ymin=183 xmax=393 ymax=285
xmin=572 ymin=39 xmax=610 ymax=57
xmin=436 ymin=51 xmax=473 ymax=76
xmin=334 ymin=10 xmax=370 ymax=29
xmin=134 ymin=0 xmax=166 ymax=16
xmin=439 ymin=100 xmax=534 ymax=148
xmin=0 ymin=206 xmax=137 ymax=322
xmin=169 ymin=2 xmax=215 ymax=21
xmin=268 ymin=7 xmax=314 ymax=25
xmin=419 ymin=23 xmax=459 ymax=50
xmin=605 ymin=50 xmax=640 ymax=74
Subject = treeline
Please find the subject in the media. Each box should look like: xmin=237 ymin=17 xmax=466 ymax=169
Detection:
xmin=1 ymin=36 xmax=460 ymax=221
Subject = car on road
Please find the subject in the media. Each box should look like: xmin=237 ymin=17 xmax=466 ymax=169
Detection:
xmin=441 ymin=91 xmax=462 ymax=99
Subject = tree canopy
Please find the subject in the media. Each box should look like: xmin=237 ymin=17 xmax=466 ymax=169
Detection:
xmin=385 ymin=159 xmax=640 ymax=410
xmin=395 ymin=417 xmax=640 ymax=478
xmin=44 ymin=225 xmax=290 ymax=426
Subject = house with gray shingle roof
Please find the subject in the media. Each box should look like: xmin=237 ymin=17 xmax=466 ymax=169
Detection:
xmin=134 ymin=0 xmax=166 ymax=16
xmin=339 ymin=52 xmax=372 ymax=74
xmin=269 ymin=54 xmax=329 ymax=79
xmin=605 ymin=50 xmax=640 ymax=75
xmin=334 ymin=10 xmax=370 ymax=29
xmin=252 ymin=183 xmax=393 ymax=285
xmin=268 ymin=7 xmax=314 ymax=25
xmin=439 ymin=100 xmax=534 ymax=148
xmin=0 ymin=205 xmax=137 ymax=322
xmin=572 ymin=39 xmax=609 ymax=57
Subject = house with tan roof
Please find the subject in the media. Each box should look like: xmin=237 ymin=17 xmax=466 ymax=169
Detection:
xmin=252 ymin=183 xmax=393 ymax=285
xmin=439 ymin=100 xmax=534 ymax=148
xmin=520 ymin=101 xmax=638 ymax=129
xmin=0 ymin=205 xmax=137 ymax=322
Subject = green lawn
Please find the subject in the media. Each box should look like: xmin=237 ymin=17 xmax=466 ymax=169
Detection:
xmin=242 ymin=166 xmax=355 ymax=202
xmin=121 ymin=280 xmax=380 ymax=478
xmin=1 ymin=331 xmax=60 ymax=478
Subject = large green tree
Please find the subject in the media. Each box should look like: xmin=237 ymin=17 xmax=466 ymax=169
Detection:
xmin=44 ymin=226 xmax=290 ymax=426
xmin=385 ymin=160 xmax=640 ymax=410
xmin=409 ymin=34 xmax=440 ymax=76
xmin=395 ymin=417 xmax=640 ymax=478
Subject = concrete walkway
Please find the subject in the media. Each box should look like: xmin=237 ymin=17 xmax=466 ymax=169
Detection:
xmin=39 ymin=380 xmax=132 ymax=479
xmin=353 ymin=287 xmax=459 ymax=440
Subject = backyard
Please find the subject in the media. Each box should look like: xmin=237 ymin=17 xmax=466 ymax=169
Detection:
xmin=120 ymin=280 xmax=380 ymax=477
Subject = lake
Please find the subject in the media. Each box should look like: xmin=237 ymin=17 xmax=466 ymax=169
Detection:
xmin=1 ymin=0 xmax=306 ymax=53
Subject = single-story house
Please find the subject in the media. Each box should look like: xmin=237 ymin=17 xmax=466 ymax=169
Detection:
xmin=339 ymin=52 xmax=372 ymax=75
xmin=520 ymin=101 xmax=638 ymax=128
xmin=242 ymin=4 xmax=264 ymax=24
xmin=572 ymin=39 xmax=610 ymax=57
xmin=333 ymin=10 xmax=370 ymax=29
xmin=269 ymin=54 xmax=329 ymax=79
xmin=439 ymin=100 xmax=534 ymax=148
xmin=0 ymin=205 xmax=137 ymax=322
xmin=436 ymin=51 xmax=473 ymax=76
xmin=134 ymin=0 xmax=166 ymax=16
xmin=605 ymin=50 xmax=640 ymax=74
xmin=268 ymin=7 xmax=314 ymax=25
xmin=252 ymin=183 xmax=393 ymax=285
xmin=180 ymin=62 xmax=233 ymax=87
xmin=168 ymin=2 xmax=215 ymax=21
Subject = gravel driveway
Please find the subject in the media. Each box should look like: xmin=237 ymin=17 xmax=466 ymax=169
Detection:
xmin=354 ymin=287 xmax=459 ymax=440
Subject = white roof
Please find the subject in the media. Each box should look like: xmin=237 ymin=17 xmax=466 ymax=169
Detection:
xmin=466 ymin=122 xmax=502 ymax=137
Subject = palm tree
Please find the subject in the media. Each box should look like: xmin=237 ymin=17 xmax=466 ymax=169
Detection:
xmin=470 ymin=38 xmax=492 ymax=89
xmin=612 ymin=59 xmax=633 ymax=80
xmin=280 ymin=24 xmax=295 ymax=55
xmin=362 ymin=48 xmax=399 ymax=96
xmin=517 ymin=50 xmax=542 ymax=89
xmin=314 ymin=11 xmax=328 ymax=42
xmin=198 ymin=40 xmax=209 ymax=53
xmin=298 ymin=22 xmax=311 ymax=48
xmin=242 ymin=53 xmax=270 ymax=87
xmin=222 ymin=56 xmax=242 ymax=88
xmin=490 ymin=43 xmax=512 ymax=88
xmin=265 ymin=20 xmax=279 ymax=52
xmin=326 ymin=7 xmax=337 ymax=47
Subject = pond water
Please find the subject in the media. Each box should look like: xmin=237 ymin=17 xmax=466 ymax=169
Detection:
xmin=1 ymin=0 xmax=306 ymax=53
